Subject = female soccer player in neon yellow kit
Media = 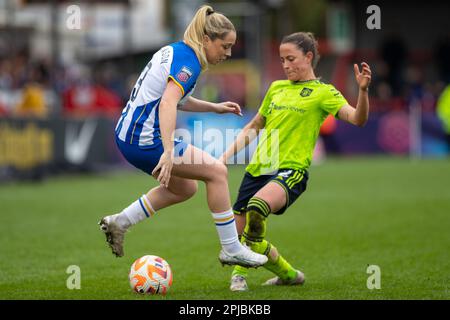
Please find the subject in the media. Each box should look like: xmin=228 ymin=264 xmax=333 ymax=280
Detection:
xmin=220 ymin=32 xmax=371 ymax=291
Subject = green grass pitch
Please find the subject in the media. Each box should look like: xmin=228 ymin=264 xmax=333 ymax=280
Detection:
xmin=0 ymin=157 xmax=449 ymax=300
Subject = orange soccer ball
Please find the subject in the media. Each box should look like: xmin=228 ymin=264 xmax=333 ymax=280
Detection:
xmin=129 ymin=255 xmax=173 ymax=295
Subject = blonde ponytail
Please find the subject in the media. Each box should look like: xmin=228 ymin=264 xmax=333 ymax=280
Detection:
xmin=184 ymin=5 xmax=235 ymax=70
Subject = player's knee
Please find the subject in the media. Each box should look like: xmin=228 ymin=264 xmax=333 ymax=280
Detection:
xmin=211 ymin=162 xmax=228 ymax=182
xmin=218 ymin=162 xmax=228 ymax=177
xmin=183 ymin=181 xmax=198 ymax=199
xmin=169 ymin=180 xmax=198 ymax=202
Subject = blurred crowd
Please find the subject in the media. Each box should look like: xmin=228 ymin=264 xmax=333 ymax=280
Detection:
xmin=0 ymin=35 xmax=450 ymax=123
xmin=367 ymin=35 xmax=450 ymax=114
xmin=0 ymin=50 xmax=131 ymax=119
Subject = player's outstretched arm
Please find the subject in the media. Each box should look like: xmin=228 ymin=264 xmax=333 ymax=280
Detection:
xmin=219 ymin=112 xmax=266 ymax=164
xmin=337 ymin=62 xmax=371 ymax=127
xmin=179 ymin=96 xmax=242 ymax=116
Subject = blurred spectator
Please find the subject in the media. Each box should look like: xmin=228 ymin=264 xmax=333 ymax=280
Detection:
xmin=436 ymin=83 xmax=450 ymax=152
xmin=0 ymin=59 xmax=13 ymax=89
xmin=92 ymin=84 xmax=122 ymax=117
xmin=380 ymin=35 xmax=407 ymax=96
xmin=14 ymin=66 xmax=48 ymax=118
xmin=14 ymin=82 xmax=47 ymax=118
xmin=62 ymin=63 xmax=122 ymax=118
xmin=63 ymin=81 xmax=121 ymax=118
xmin=404 ymin=65 xmax=438 ymax=113
xmin=94 ymin=63 xmax=128 ymax=105
xmin=0 ymin=102 xmax=7 ymax=116
xmin=435 ymin=35 xmax=450 ymax=83
xmin=319 ymin=114 xmax=339 ymax=154
xmin=371 ymin=60 xmax=389 ymax=91
xmin=371 ymin=81 xmax=404 ymax=112
xmin=421 ymin=82 xmax=438 ymax=112
xmin=405 ymin=65 xmax=424 ymax=100
xmin=63 ymin=80 xmax=95 ymax=117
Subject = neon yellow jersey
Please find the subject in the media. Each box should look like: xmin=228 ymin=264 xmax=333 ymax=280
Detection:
xmin=246 ymin=79 xmax=348 ymax=176
xmin=437 ymin=84 xmax=450 ymax=134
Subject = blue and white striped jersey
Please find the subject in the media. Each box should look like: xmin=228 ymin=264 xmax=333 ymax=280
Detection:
xmin=115 ymin=41 xmax=201 ymax=148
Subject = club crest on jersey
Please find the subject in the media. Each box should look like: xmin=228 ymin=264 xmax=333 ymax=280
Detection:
xmin=176 ymin=66 xmax=193 ymax=83
xmin=300 ymin=88 xmax=313 ymax=97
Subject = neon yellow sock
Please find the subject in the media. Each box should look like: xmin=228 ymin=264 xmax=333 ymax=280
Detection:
xmin=232 ymin=265 xmax=249 ymax=278
xmin=268 ymin=254 xmax=297 ymax=281
xmin=246 ymin=239 xmax=297 ymax=281
xmin=240 ymin=202 xmax=297 ymax=282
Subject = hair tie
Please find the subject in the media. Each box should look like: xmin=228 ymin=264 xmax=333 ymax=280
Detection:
xmin=207 ymin=9 xmax=215 ymax=16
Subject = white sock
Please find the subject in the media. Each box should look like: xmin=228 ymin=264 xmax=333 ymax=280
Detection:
xmin=115 ymin=194 xmax=155 ymax=229
xmin=211 ymin=209 xmax=242 ymax=254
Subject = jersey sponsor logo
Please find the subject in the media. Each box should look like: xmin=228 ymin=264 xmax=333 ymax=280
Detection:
xmin=270 ymin=102 xmax=306 ymax=114
xmin=176 ymin=66 xmax=193 ymax=83
xmin=300 ymin=87 xmax=313 ymax=97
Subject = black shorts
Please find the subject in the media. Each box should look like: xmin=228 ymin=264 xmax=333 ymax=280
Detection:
xmin=232 ymin=169 xmax=309 ymax=216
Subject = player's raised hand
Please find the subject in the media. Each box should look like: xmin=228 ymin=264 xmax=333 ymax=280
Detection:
xmin=152 ymin=150 xmax=174 ymax=188
xmin=354 ymin=62 xmax=372 ymax=91
xmin=214 ymin=101 xmax=243 ymax=116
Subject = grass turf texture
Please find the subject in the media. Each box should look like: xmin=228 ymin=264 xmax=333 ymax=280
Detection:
xmin=0 ymin=157 xmax=449 ymax=300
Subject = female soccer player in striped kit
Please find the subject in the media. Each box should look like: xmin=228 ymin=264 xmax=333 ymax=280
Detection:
xmin=99 ymin=5 xmax=267 ymax=269
xmin=220 ymin=32 xmax=371 ymax=291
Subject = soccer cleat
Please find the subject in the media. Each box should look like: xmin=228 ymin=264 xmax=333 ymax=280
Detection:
xmin=262 ymin=269 xmax=305 ymax=286
xmin=99 ymin=214 xmax=127 ymax=257
xmin=230 ymin=275 xmax=248 ymax=292
xmin=219 ymin=245 xmax=268 ymax=268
